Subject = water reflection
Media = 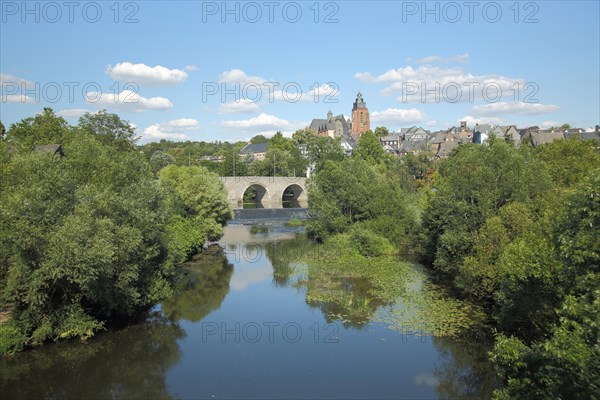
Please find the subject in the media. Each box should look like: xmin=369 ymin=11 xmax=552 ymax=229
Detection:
xmin=0 ymin=225 xmax=499 ymax=399
xmin=0 ymin=312 xmax=184 ymax=399
xmin=432 ymin=330 xmax=501 ymax=399
xmin=161 ymin=246 xmax=233 ymax=322
xmin=265 ymin=237 xmax=393 ymax=328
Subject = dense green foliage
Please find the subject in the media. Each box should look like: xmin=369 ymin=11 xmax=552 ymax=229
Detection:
xmin=416 ymin=137 xmax=600 ymax=397
xmin=306 ymin=157 xmax=416 ymax=250
xmin=0 ymin=109 xmax=231 ymax=355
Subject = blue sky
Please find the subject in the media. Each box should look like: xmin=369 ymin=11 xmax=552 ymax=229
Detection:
xmin=1 ymin=0 xmax=599 ymax=142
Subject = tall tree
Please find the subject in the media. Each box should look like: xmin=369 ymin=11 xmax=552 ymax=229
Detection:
xmin=354 ymin=130 xmax=384 ymax=165
xmin=374 ymin=126 xmax=390 ymax=137
xmin=6 ymin=107 xmax=69 ymax=149
xmin=78 ymin=110 xmax=137 ymax=150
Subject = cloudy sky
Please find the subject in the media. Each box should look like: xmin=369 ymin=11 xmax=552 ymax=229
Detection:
xmin=1 ymin=1 xmax=598 ymax=142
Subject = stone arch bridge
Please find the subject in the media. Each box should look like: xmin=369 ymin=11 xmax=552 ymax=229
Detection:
xmin=219 ymin=176 xmax=307 ymax=209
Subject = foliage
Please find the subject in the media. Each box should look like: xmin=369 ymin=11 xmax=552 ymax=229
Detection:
xmin=306 ymin=135 xmax=345 ymax=173
xmin=373 ymin=126 xmax=389 ymax=137
xmin=250 ymin=134 xmax=268 ymax=144
xmin=415 ymin=130 xmax=600 ymax=396
xmin=306 ymin=157 xmax=416 ymax=248
xmin=348 ymin=225 xmax=395 ymax=257
xmin=534 ymin=138 xmax=600 ymax=189
xmin=150 ymin=150 xmax=176 ymax=174
xmin=77 ymin=110 xmax=137 ymax=150
xmin=6 ymin=107 xmax=70 ymax=149
xmin=353 ymin=130 xmax=384 ymax=165
xmin=158 ymin=164 xmax=232 ymax=230
xmin=421 ymin=138 xmax=550 ymax=273
xmin=0 ymin=130 xmax=175 ymax=354
xmin=0 ymin=109 xmax=231 ymax=355
xmin=247 ymin=132 xmax=308 ymax=177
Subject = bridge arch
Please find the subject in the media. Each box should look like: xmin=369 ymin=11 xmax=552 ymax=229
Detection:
xmin=242 ymin=184 xmax=271 ymax=208
xmin=220 ymin=177 xmax=308 ymax=209
xmin=281 ymin=184 xmax=307 ymax=208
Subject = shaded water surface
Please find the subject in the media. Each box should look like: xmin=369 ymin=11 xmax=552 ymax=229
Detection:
xmin=1 ymin=225 xmax=499 ymax=399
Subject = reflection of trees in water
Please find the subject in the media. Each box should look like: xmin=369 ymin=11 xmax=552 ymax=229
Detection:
xmin=305 ymin=275 xmax=389 ymax=328
xmin=162 ymin=246 xmax=233 ymax=322
xmin=265 ymin=234 xmax=314 ymax=288
xmin=431 ymin=329 xmax=501 ymax=399
xmin=266 ymin=236 xmax=388 ymax=328
xmin=0 ymin=312 xmax=184 ymax=399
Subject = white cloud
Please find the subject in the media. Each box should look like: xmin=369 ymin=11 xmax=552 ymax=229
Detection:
xmin=355 ymin=65 xmax=526 ymax=103
xmin=86 ymin=90 xmax=173 ymax=112
xmin=163 ymin=118 xmax=199 ymax=129
xmin=58 ymin=108 xmax=95 ymax=118
xmin=540 ymin=120 xmax=560 ymax=128
xmin=184 ymin=65 xmax=198 ymax=72
xmin=106 ymin=62 xmax=188 ymax=86
xmin=219 ymin=68 xmax=266 ymax=84
xmin=471 ymin=101 xmax=560 ymax=116
xmin=218 ymin=99 xmax=260 ymax=114
xmin=371 ymin=108 xmax=427 ymax=125
xmin=413 ymin=53 xmax=470 ymax=64
xmin=460 ymin=115 xmax=503 ymax=126
xmin=1 ymin=73 xmax=34 ymax=89
xmin=141 ymin=118 xmax=199 ymax=142
xmin=221 ymin=113 xmax=291 ymax=131
xmin=1 ymin=94 xmax=38 ymax=103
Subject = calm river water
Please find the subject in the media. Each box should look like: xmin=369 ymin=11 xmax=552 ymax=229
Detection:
xmin=1 ymin=224 xmax=499 ymax=399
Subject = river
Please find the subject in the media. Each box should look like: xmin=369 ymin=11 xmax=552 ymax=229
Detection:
xmin=0 ymin=223 xmax=499 ymax=399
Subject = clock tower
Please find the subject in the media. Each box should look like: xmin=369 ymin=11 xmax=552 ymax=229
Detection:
xmin=351 ymin=92 xmax=370 ymax=137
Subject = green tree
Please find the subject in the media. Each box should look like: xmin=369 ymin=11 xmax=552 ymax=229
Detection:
xmin=250 ymin=134 xmax=268 ymax=144
xmin=77 ymin=110 xmax=137 ymax=151
xmin=354 ymin=130 xmax=383 ymax=165
xmin=421 ymin=138 xmax=550 ymax=273
xmin=0 ymin=132 xmax=175 ymax=354
xmin=292 ymin=129 xmax=312 ymax=145
xmin=149 ymin=151 xmax=176 ymax=174
xmin=374 ymin=126 xmax=390 ymax=137
xmin=158 ymin=165 xmax=232 ymax=234
xmin=535 ymin=138 xmax=600 ymax=189
xmin=0 ymin=121 xmax=6 ymax=141
xmin=306 ymin=135 xmax=344 ymax=172
xmin=6 ymin=108 xmax=70 ymax=149
xmin=306 ymin=157 xmax=416 ymax=246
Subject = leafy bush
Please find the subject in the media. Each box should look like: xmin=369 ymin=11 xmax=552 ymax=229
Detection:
xmin=349 ymin=226 xmax=395 ymax=257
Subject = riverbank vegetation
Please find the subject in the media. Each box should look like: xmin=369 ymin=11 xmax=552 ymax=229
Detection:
xmin=306 ymin=133 xmax=599 ymax=398
xmin=0 ymin=109 xmax=231 ymax=355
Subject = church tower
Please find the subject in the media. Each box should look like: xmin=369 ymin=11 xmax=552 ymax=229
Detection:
xmin=351 ymin=92 xmax=370 ymax=137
